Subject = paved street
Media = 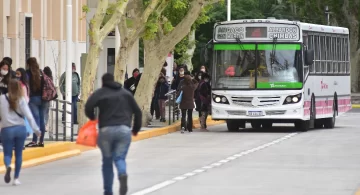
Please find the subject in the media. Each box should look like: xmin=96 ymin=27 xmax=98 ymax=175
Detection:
xmin=1 ymin=110 xmax=360 ymax=195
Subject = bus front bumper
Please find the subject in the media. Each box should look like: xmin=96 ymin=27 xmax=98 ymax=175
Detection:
xmin=211 ymin=104 xmax=306 ymax=120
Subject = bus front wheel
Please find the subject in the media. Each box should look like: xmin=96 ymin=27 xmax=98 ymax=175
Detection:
xmin=227 ymin=120 xmax=240 ymax=132
xmin=295 ymin=120 xmax=309 ymax=132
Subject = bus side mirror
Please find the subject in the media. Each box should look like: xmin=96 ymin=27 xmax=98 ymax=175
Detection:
xmin=305 ymin=49 xmax=314 ymax=66
xmin=200 ymin=40 xmax=213 ymax=65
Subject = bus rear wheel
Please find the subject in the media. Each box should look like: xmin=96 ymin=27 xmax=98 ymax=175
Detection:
xmin=324 ymin=101 xmax=336 ymax=129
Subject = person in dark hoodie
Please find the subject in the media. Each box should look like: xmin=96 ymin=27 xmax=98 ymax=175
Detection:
xmin=85 ymin=73 xmax=142 ymax=195
xmin=124 ymin=68 xmax=140 ymax=95
xmin=171 ymin=66 xmax=185 ymax=90
xmin=155 ymin=75 xmax=169 ymax=122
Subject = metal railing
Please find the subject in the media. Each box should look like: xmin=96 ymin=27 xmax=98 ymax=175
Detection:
xmin=48 ymin=99 xmax=75 ymax=142
xmin=165 ymin=90 xmax=180 ymax=125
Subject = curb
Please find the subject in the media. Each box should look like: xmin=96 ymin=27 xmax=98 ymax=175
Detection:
xmin=352 ymin=104 xmax=360 ymax=108
xmin=0 ymin=118 xmax=224 ymax=172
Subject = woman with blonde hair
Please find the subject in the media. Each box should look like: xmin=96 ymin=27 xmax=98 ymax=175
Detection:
xmin=1 ymin=79 xmax=40 ymax=185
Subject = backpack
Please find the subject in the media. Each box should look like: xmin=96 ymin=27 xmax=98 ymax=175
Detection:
xmin=41 ymin=71 xmax=57 ymax=101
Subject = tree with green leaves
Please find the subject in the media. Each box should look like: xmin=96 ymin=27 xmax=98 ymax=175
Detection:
xmin=130 ymin=0 xmax=221 ymax=125
xmin=78 ymin=0 xmax=129 ymax=126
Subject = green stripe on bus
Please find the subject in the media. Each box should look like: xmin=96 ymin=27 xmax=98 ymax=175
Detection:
xmin=257 ymin=82 xmax=303 ymax=88
xmin=214 ymin=44 xmax=256 ymax=50
xmin=214 ymin=44 xmax=300 ymax=50
xmin=258 ymin=44 xmax=301 ymax=50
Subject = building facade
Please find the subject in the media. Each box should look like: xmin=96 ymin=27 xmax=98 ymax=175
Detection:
xmin=0 ymin=0 xmax=87 ymax=85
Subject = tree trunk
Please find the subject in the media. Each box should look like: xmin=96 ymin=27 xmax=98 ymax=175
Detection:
xmin=134 ymin=49 xmax=165 ymax=126
xmin=114 ymin=46 xmax=127 ymax=84
xmin=184 ymin=29 xmax=196 ymax=71
xmin=78 ymin=43 xmax=102 ymax=127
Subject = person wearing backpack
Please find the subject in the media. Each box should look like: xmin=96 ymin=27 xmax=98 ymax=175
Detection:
xmin=24 ymin=58 xmax=46 ymax=148
xmin=1 ymin=79 xmax=41 ymax=185
xmin=59 ymin=63 xmax=81 ymax=124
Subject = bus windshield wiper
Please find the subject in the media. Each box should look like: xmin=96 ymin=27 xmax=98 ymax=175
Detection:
xmin=236 ymin=37 xmax=248 ymax=74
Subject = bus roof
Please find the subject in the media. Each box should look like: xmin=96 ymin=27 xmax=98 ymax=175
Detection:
xmin=217 ymin=19 xmax=349 ymax=35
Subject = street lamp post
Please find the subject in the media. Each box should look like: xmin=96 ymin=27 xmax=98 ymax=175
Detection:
xmin=325 ymin=6 xmax=331 ymax=26
xmin=227 ymin=0 xmax=231 ymax=21
xmin=66 ymin=0 xmax=73 ymax=135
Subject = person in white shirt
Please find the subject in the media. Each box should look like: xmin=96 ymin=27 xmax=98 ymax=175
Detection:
xmin=0 ymin=79 xmax=40 ymax=185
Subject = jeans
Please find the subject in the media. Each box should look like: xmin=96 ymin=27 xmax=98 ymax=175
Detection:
xmin=97 ymin=125 xmax=132 ymax=194
xmin=158 ymin=99 xmax=166 ymax=119
xmin=43 ymin=101 xmax=50 ymax=126
xmin=72 ymin=96 xmax=78 ymax=123
xmin=1 ymin=126 xmax=27 ymax=178
xmin=181 ymin=109 xmax=193 ymax=131
xmin=29 ymin=96 xmax=45 ymax=143
xmin=62 ymin=95 xmax=78 ymax=124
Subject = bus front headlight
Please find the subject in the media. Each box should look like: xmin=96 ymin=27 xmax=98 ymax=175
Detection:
xmin=212 ymin=94 xmax=229 ymax=104
xmin=283 ymin=93 xmax=302 ymax=105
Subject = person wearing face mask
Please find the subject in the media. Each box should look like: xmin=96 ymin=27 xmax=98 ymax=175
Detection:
xmin=155 ymin=75 xmax=169 ymax=122
xmin=59 ymin=63 xmax=81 ymax=124
xmin=194 ymin=71 xmax=204 ymax=117
xmin=200 ymin=65 xmax=207 ymax=73
xmin=198 ymin=73 xmax=212 ymax=131
xmin=2 ymin=57 xmax=17 ymax=78
xmin=171 ymin=66 xmax=186 ymax=90
xmin=124 ymin=68 xmax=140 ymax=95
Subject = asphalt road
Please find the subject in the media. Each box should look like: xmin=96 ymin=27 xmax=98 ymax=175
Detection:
xmin=1 ymin=110 xmax=360 ymax=195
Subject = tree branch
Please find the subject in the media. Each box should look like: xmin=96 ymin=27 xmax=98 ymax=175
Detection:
xmin=204 ymin=0 xmax=221 ymax=6
xmin=155 ymin=0 xmax=170 ymax=14
xmin=118 ymin=16 xmax=128 ymax=44
xmin=100 ymin=0 xmax=130 ymax=41
xmin=92 ymin=0 xmax=110 ymax=30
xmin=160 ymin=0 xmax=203 ymax=49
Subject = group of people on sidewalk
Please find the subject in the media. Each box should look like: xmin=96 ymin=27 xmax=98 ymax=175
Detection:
xmin=170 ymin=65 xmax=212 ymax=133
xmin=1 ymin=58 xmax=211 ymax=195
xmin=0 ymin=57 xmax=59 ymax=185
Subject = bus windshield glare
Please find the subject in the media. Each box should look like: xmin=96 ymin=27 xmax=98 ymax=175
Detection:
xmin=214 ymin=43 xmax=302 ymax=89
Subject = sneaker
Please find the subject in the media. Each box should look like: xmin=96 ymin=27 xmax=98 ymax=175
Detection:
xmin=25 ymin=142 xmax=37 ymax=147
xmin=181 ymin=127 xmax=185 ymax=134
xmin=4 ymin=167 xmax=11 ymax=183
xmin=37 ymin=143 xmax=45 ymax=147
xmin=13 ymin=179 xmax=21 ymax=186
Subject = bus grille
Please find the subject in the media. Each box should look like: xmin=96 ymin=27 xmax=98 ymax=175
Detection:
xmin=227 ymin=110 xmax=247 ymax=115
xmin=231 ymin=96 xmax=281 ymax=107
xmin=265 ymin=110 xmax=286 ymax=115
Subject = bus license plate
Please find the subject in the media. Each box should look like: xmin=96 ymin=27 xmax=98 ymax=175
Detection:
xmin=248 ymin=111 xmax=263 ymax=116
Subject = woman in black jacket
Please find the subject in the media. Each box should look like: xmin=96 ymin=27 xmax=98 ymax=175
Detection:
xmin=25 ymin=58 xmax=45 ymax=148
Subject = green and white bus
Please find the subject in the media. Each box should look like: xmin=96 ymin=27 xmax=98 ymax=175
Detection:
xmin=208 ymin=18 xmax=351 ymax=131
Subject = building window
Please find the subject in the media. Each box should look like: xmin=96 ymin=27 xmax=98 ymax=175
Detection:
xmin=25 ymin=17 xmax=32 ymax=60
xmin=107 ymin=48 xmax=115 ymax=74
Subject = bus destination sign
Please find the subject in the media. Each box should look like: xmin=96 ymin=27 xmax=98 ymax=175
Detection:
xmin=268 ymin=27 xmax=298 ymax=39
xmin=214 ymin=24 xmax=299 ymax=41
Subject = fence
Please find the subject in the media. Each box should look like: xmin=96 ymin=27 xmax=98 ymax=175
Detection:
xmin=48 ymin=99 xmax=76 ymax=142
xmin=165 ymin=90 xmax=180 ymax=125
xmin=48 ymin=91 xmax=181 ymax=142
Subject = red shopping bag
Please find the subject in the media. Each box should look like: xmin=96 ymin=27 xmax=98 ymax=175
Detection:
xmin=76 ymin=120 xmax=98 ymax=147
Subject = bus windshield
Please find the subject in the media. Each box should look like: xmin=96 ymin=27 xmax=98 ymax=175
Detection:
xmin=213 ymin=43 xmax=303 ymax=89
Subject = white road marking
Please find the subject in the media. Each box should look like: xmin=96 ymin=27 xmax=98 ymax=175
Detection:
xmin=131 ymin=133 xmax=298 ymax=195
